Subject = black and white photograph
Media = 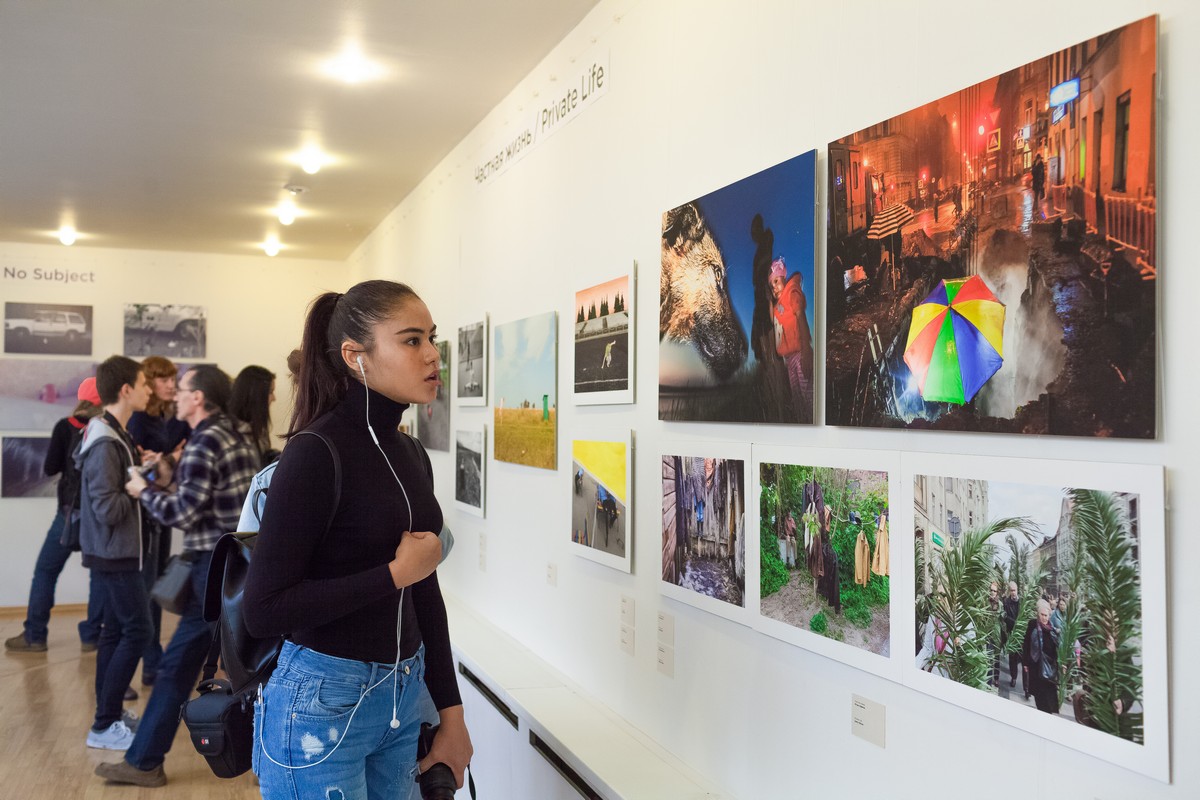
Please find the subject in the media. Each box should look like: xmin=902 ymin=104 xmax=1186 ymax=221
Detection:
xmin=4 ymin=302 xmax=93 ymax=356
xmin=0 ymin=436 xmax=55 ymax=498
xmin=456 ymin=318 xmax=487 ymax=406
xmin=123 ymin=303 xmax=207 ymax=359
xmin=454 ymin=427 xmax=485 ymax=517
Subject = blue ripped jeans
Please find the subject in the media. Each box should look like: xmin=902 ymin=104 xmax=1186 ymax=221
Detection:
xmin=254 ymin=641 xmax=426 ymax=800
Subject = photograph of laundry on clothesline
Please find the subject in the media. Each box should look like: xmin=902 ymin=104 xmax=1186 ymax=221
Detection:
xmin=759 ymin=463 xmax=890 ymax=656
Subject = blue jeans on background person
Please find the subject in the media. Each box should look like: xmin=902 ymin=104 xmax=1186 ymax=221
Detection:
xmin=92 ymin=569 xmax=153 ymax=730
xmin=126 ymin=550 xmax=213 ymax=771
xmin=255 ymin=641 xmax=426 ymax=800
xmin=23 ymin=510 xmax=103 ymax=645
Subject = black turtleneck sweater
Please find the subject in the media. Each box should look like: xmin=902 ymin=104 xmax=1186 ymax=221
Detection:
xmin=244 ymin=380 xmax=460 ymax=710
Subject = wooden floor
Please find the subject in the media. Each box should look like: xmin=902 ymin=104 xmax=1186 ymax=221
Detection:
xmin=1 ymin=605 xmax=261 ymax=798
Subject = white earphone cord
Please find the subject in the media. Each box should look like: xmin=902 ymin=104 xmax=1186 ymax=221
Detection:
xmin=258 ymin=356 xmax=415 ymax=770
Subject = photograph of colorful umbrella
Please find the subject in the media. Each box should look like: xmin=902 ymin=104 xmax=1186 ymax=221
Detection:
xmin=902 ymin=276 xmax=1005 ymax=405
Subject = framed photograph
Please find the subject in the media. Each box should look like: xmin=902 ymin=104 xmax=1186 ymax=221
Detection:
xmin=825 ymin=15 xmax=1157 ymax=439
xmin=570 ymin=433 xmax=632 ymax=573
xmin=1 ymin=436 xmax=56 ymax=498
xmin=660 ymin=441 xmax=750 ymax=624
xmin=454 ymin=426 xmax=486 ymax=517
xmin=415 ymin=339 xmax=451 ymax=452
xmin=751 ymin=445 xmax=901 ymax=681
xmin=124 ymin=304 xmax=207 ymax=359
xmin=900 ymin=452 xmax=1166 ymax=781
xmin=574 ymin=268 xmax=635 ymax=405
xmin=0 ymin=359 xmax=96 ymax=431
xmin=4 ymin=302 xmax=93 ymax=356
xmin=456 ymin=316 xmax=488 ymax=406
xmin=493 ymin=311 xmax=557 ymax=470
xmin=660 ymin=150 xmax=816 ymax=424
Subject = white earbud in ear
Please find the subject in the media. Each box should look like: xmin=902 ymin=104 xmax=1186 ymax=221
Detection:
xmin=356 ymin=354 xmax=365 ymax=376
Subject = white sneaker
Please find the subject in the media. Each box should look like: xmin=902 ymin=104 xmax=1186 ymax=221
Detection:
xmin=121 ymin=708 xmax=140 ymax=733
xmin=86 ymin=720 xmax=135 ymax=750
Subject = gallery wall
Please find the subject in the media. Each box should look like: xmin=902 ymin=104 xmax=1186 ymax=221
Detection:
xmin=0 ymin=241 xmax=350 ymax=606
xmin=350 ymin=0 xmax=1195 ymax=797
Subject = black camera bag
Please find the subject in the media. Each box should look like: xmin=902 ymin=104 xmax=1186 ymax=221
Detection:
xmin=181 ymin=677 xmax=255 ymax=778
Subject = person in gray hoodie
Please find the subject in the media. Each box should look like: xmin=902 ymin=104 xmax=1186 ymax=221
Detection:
xmin=79 ymin=355 xmax=153 ymax=751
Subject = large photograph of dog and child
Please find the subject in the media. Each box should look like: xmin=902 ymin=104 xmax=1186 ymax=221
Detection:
xmin=905 ymin=453 xmax=1166 ymax=780
xmin=660 ymin=151 xmax=816 ymax=424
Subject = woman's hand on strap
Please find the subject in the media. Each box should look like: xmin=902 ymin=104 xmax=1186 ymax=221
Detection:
xmin=420 ymin=705 xmax=473 ymax=789
xmin=389 ymin=530 xmax=442 ymax=589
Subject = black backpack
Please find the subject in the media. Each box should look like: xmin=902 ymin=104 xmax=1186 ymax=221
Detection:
xmin=57 ymin=425 xmax=87 ymax=551
xmin=183 ymin=430 xmax=340 ymax=778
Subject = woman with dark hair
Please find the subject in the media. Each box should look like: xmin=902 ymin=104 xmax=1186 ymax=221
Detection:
xmin=230 ymin=365 xmax=277 ymax=464
xmin=126 ymin=355 xmax=189 ymax=688
xmin=245 ymin=280 xmax=471 ymax=797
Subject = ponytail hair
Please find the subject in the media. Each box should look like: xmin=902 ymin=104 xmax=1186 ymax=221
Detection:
xmin=288 ymin=280 xmax=420 ymax=436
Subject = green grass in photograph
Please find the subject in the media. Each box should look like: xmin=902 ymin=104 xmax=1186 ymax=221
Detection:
xmin=494 ymin=407 xmax=556 ymax=469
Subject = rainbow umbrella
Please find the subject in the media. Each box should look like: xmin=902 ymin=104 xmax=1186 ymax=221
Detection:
xmin=903 ymin=275 xmax=1005 ymax=404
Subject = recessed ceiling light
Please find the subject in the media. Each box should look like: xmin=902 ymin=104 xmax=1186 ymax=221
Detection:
xmin=57 ymin=225 xmax=77 ymax=246
xmin=321 ymin=43 xmax=384 ymax=84
xmin=277 ymin=198 xmax=297 ymax=226
xmin=262 ymin=236 xmax=281 ymax=257
xmin=295 ymin=144 xmax=326 ymax=175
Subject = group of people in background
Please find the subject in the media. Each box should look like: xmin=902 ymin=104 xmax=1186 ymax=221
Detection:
xmin=5 ymin=353 xmax=277 ymax=783
xmin=5 ymin=279 xmax=473 ymax=797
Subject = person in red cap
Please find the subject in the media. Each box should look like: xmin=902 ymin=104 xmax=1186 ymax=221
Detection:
xmin=5 ymin=375 xmax=106 ymax=653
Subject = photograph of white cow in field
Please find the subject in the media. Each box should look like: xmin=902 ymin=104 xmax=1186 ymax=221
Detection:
xmin=659 ymin=150 xmax=817 ymax=423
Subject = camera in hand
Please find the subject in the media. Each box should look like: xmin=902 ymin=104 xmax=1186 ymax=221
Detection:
xmin=415 ymin=722 xmax=457 ymax=799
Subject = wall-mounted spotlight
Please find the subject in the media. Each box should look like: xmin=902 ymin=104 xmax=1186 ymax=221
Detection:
xmin=58 ymin=225 xmax=77 ymax=246
xmin=262 ymin=236 xmax=281 ymax=257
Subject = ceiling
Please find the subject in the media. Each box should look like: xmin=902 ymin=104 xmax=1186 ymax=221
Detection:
xmin=0 ymin=1 xmax=600 ymax=261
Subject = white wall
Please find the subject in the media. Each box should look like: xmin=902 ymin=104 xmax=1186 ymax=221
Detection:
xmin=0 ymin=241 xmax=351 ymax=607
xmin=350 ymin=0 xmax=1196 ymax=797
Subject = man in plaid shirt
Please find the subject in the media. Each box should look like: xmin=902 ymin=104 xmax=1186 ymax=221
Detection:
xmin=96 ymin=364 xmax=259 ymax=788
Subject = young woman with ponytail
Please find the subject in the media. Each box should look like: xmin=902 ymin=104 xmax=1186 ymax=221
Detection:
xmin=244 ymin=280 xmax=472 ymax=798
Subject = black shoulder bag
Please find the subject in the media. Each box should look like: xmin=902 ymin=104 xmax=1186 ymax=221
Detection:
xmin=182 ymin=430 xmax=340 ymax=779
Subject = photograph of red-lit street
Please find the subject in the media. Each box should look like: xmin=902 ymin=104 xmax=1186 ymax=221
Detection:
xmin=825 ymin=16 xmax=1156 ymax=438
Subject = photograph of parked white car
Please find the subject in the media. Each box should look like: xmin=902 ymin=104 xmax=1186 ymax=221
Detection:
xmin=4 ymin=303 xmax=93 ymax=355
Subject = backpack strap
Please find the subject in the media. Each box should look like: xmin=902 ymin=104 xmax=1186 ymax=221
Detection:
xmin=202 ymin=430 xmax=341 ymax=624
xmin=403 ymin=432 xmax=433 ymax=481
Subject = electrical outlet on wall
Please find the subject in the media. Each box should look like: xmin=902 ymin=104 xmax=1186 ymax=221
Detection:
xmin=546 ymin=562 xmax=557 ymax=586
